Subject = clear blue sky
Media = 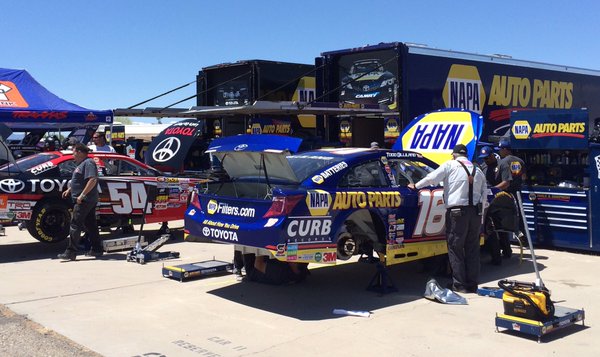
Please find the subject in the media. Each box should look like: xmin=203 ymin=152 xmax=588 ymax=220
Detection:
xmin=5 ymin=0 xmax=600 ymax=124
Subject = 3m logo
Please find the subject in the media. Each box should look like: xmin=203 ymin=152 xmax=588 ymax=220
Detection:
xmin=0 ymin=81 xmax=28 ymax=108
xmin=443 ymin=65 xmax=485 ymax=114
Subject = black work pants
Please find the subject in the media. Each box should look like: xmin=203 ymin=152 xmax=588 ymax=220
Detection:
xmin=66 ymin=199 xmax=102 ymax=252
xmin=446 ymin=206 xmax=481 ymax=289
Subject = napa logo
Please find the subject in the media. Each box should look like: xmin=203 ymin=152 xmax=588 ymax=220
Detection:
xmin=207 ymin=199 xmax=218 ymax=214
xmin=292 ymin=76 xmax=317 ymax=129
xmin=251 ymin=123 xmax=262 ymax=135
xmin=443 ymin=65 xmax=486 ymax=114
xmin=394 ymin=109 xmax=483 ymax=165
xmin=385 ymin=117 xmax=400 ymax=142
xmin=512 ymin=120 xmax=531 ymax=140
xmin=306 ymin=190 xmax=331 ymax=216
xmin=510 ymin=161 xmax=523 ymax=176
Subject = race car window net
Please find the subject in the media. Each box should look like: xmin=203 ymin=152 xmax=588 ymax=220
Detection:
xmin=0 ymin=153 xmax=59 ymax=173
xmin=338 ymin=160 xmax=387 ymax=188
xmin=389 ymin=159 xmax=434 ymax=185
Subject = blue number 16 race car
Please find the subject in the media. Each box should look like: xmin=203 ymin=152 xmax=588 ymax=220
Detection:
xmin=184 ymin=134 xmax=453 ymax=266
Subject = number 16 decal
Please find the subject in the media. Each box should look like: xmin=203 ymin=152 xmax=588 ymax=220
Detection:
xmin=412 ymin=189 xmax=445 ymax=237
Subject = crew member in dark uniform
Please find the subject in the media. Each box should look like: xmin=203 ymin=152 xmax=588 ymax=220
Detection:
xmin=57 ymin=143 xmax=103 ymax=260
xmin=409 ymin=144 xmax=487 ymax=294
xmin=494 ymin=138 xmax=526 ymax=259
xmin=478 ymin=146 xmax=500 ymax=186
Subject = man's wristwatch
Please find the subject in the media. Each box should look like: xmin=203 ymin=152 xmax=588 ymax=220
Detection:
xmin=79 ymin=194 xmax=86 ymax=201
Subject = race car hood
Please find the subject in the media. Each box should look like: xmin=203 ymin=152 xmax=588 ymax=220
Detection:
xmin=207 ymin=134 xmax=302 ymax=182
xmin=392 ymin=109 xmax=483 ymax=165
xmin=146 ymin=119 xmax=204 ymax=172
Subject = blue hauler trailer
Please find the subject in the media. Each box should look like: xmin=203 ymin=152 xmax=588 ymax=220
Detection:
xmin=509 ymin=109 xmax=600 ymax=252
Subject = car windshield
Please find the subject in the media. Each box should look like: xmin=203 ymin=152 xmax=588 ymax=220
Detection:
xmin=352 ymin=62 xmax=380 ymax=74
xmin=287 ymin=153 xmax=346 ymax=182
xmin=0 ymin=153 xmax=59 ymax=173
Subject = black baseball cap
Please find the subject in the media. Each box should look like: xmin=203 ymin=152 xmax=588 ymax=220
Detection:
xmin=452 ymin=144 xmax=468 ymax=155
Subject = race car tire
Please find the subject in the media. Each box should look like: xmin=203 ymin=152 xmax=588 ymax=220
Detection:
xmin=337 ymin=232 xmax=357 ymax=261
xmin=27 ymin=200 xmax=71 ymax=243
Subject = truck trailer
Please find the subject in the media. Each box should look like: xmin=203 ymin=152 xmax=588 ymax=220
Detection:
xmin=196 ymin=60 xmax=318 ymax=142
xmin=316 ymin=42 xmax=600 ymax=145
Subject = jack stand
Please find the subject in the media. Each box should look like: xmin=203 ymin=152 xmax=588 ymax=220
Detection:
xmin=366 ymin=260 xmax=397 ymax=295
xmin=127 ymin=233 xmax=179 ymax=264
xmin=158 ymin=222 xmax=171 ymax=236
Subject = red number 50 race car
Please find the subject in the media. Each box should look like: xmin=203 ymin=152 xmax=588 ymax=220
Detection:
xmin=0 ymin=151 xmax=206 ymax=243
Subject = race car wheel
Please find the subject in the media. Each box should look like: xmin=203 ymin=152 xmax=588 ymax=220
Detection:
xmin=27 ymin=201 xmax=71 ymax=243
xmin=337 ymin=232 xmax=357 ymax=261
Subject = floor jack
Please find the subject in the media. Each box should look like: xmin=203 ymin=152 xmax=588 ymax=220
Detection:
xmin=125 ymin=183 xmax=180 ymax=264
xmin=490 ymin=192 xmax=585 ymax=342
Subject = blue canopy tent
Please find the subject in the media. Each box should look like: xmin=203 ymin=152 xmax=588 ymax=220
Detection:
xmin=0 ymin=68 xmax=112 ymax=130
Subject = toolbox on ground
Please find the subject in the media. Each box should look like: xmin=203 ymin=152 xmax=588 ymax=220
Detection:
xmin=477 ymin=286 xmax=504 ymax=298
xmin=495 ymin=306 xmax=585 ymax=343
xmin=162 ymin=260 xmax=233 ymax=282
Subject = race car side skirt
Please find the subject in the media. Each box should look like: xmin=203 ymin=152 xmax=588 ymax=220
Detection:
xmin=385 ymin=234 xmax=485 ymax=266
xmin=385 ymin=240 xmax=448 ymax=266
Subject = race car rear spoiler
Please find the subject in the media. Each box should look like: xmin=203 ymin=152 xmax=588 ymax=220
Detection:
xmin=206 ymin=134 xmax=302 ymax=154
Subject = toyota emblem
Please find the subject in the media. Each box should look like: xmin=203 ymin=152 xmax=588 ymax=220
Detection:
xmin=0 ymin=178 xmax=25 ymax=193
xmin=234 ymin=144 xmax=248 ymax=151
xmin=152 ymin=137 xmax=181 ymax=162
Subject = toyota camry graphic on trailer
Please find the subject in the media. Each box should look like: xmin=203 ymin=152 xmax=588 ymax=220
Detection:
xmin=183 ymin=134 xmax=460 ymax=266
xmin=340 ymin=59 xmax=397 ymax=107
xmin=0 ymin=151 xmax=206 ymax=243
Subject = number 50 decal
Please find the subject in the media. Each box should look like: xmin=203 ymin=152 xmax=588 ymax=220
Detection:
xmin=107 ymin=182 xmax=150 ymax=214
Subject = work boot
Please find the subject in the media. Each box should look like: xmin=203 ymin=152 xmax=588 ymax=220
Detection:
xmin=57 ymin=250 xmax=76 ymax=261
xmin=85 ymin=249 xmax=104 ymax=258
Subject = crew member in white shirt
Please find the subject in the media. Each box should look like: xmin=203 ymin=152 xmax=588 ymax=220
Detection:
xmin=89 ymin=132 xmax=116 ymax=153
xmin=408 ymin=144 xmax=487 ymax=294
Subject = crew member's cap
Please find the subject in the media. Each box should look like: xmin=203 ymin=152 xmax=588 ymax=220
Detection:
xmin=478 ymin=146 xmax=494 ymax=159
xmin=370 ymin=141 xmax=380 ymax=149
xmin=452 ymin=144 xmax=468 ymax=155
xmin=498 ymin=139 xmax=511 ymax=149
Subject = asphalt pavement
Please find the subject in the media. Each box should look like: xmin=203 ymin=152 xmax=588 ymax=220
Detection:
xmin=0 ymin=222 xmax=598 ymax=357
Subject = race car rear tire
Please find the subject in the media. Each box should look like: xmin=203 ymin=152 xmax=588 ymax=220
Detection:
xmin=27 ymin=201 xmax=71 ymax=243
xmin=337 ymin=232 xmax=357 ymax=261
